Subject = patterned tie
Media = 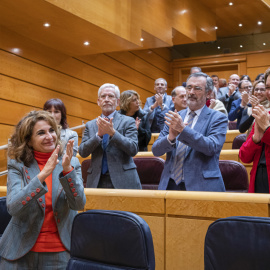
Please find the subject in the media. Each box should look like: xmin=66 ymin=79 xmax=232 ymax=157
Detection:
xmin=173 ymin=111 xmax=196 ymax=185
xmin=101 ymin=117 xmax=110 ymax=174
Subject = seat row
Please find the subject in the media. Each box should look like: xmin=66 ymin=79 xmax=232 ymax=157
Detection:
xmin=81 ymin=158 xmax=249 ymax=192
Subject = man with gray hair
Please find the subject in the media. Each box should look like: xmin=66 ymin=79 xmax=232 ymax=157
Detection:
xmin=143 ymin=78 xmax=173 ymax=132
xmin=152 ymin=72 xmax=228 ymax=191
xmin=79 ymin=83 xmax=142 ymax=189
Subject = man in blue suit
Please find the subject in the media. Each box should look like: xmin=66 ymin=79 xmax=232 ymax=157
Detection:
xmin=152 ymin=72 xmax=228 ymax=191
xmin=143 ymin=78 xmax=173 ymax=133
xmin=228 ymin=80 xmax=252 ymax=128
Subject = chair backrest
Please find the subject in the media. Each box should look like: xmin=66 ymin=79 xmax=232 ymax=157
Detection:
xmin=0 ymin=197 xmax=11 ymax=237
xmin=133 ymin=157 xmax=165 ymax=190
xmin=205 ymin=216 xmax=270 ymax=270
xmin=81 ymin=159 xmax=91 ymax=187
xmin=228 ymin=121 xmax=237 ymax=130
xmin=67 ymin=210 xmax=155 ymax=270
xmin=219 ymin=160 xmax=249 ymax=192
xmin=232 ymin=134 xmax=246 ymax=149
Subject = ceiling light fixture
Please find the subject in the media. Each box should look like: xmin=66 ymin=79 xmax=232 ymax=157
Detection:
xmin=263 ymin=43 xmax=266 ymax=46
xmin=43 ymin=23 xmax=50 ymax=27
xmin=239 ymin=23 xmax=242 ymax=27
xmin=215 ymin=26 xmax=218 ymax=30
xmin=12 ymin=48 xmax=20 ymax=53
xmin=258 ymin=21 xmax=262 ymax=25
xmin=229 ymin=2 xmax=233 ymax=6
xmin=140 ymin=38 xmax=144 ymax=41
xmin=84 ymin=41 xmax=90 ymax=46
xmin=240 ymin=45 xmax=243 ymax=48
xmin=217 ymin=46 xmax=221 ymax=49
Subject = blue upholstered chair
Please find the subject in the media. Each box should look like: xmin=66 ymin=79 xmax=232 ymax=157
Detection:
xmin=66 ymin=210 xmax=155 ymax=270
xmin=205 ymin=216 xmax=270 ymax=270
xmin=0 ymin=197 xmax=11 ymax=238
xmin=0 ymin=197 xmax=11 ymax=261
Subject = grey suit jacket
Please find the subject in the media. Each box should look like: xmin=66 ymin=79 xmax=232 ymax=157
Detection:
xmin=0 ymin=157 xmax=86 ymax=261
xmin=61 ymin=128 xmax=78 ymax=156
xmin=152 ymin=106 xmax=228 ymax=191
xmin=79 ymin=112 xmax=142 ymax=189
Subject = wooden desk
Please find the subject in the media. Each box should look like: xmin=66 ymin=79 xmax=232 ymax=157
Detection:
xmin=1 ymin=187 xmax=269 ymax=270
xmin=147 ymin=130 xmax=242 ymax=151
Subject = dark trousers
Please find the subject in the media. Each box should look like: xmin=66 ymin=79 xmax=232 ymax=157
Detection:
xmin=166 ymin=178 xmax=186 ymax=191
xmin=98 ymin=172 xmax=114 ymax=188
xmin=255 ymin=165 xmax=269 ymax=193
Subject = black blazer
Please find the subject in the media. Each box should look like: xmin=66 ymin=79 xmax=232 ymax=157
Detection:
xmin=119 ymin=109 xmax=151 ymax=151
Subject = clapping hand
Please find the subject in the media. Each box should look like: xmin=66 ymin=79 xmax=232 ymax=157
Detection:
xmin=38 ymin=145 xmax=60 ymax=183
xmin=62 ymin=140 xmax=74 ymax=172
xmin=135 ymin=117 xmax=141 ymax=130
xmin=97 ymin=116 xmax=115 ymax=137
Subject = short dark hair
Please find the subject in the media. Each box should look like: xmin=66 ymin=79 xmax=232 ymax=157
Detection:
xmin=238 ymin=79 xmax=251 ymax=89
xmin=43 ymin=98 xmax=68 ymax=129
xmin=240 ymin=75 xmax=251 ymax=82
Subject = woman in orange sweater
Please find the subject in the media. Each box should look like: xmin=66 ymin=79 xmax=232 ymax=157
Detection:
xmin=0 ymin=110 xmax=86 ymax=269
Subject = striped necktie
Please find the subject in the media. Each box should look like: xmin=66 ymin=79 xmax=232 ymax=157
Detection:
xmin=172 ymin=111 xmax=196 ymax=185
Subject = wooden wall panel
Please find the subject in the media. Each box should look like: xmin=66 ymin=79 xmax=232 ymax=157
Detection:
xmin=0 ymin=25 xmax=171 ymax=179
xmin=247 ymin=52 xmax=270 ymax=68
xmin=173 ymin=50 xmax=270 ymax=84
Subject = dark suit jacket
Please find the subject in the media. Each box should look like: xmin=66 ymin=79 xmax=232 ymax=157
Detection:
xmin=118 ymin=109 xmax=151 ymax=151
xmin=79 ymin=112 xmax=142 ymax=189
xmin=228 ymin=99 xmax=245 ymax=128
xmin=0 ymin=157 xmax=86 ymax=261
xmin=152 ymin=106 xmax=228 ymax=191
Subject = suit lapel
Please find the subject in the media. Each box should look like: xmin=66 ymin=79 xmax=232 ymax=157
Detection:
xmin=52 ymin=161 xmax=63 ymax=209
xmin=176 ymin=109 xmax=188 ymax=148
xmin=185 ymin=106 xmax=210 ymax=156
xmin=112 ymin=111 xmax=122 ymax=130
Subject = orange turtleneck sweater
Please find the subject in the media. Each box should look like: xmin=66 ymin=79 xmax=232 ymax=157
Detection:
xmin=31 ymin=150 xmax=66 ymax=252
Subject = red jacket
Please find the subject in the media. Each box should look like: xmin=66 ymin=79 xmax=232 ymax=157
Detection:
xmin=239 ymin=125 xmax=270 ymax=193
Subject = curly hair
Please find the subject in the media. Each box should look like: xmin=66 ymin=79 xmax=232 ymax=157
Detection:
xmin=120 ymin=90 xmax=141 ymax=112
xmin=8 ymin=111 xmax=63 ymax=167
xmin=43 ymin=98 xmax=68 ymax=129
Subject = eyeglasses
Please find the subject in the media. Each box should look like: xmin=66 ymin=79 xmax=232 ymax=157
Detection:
xmin=241 ymin=86 xmax=252 ymax=90
xmin=186 ymin=85 xmax=204 ymax=92
xmin=100 ymin=94 xmax=116 ymax=100
xmin=254 ymin=88 xmax=266 ymax=92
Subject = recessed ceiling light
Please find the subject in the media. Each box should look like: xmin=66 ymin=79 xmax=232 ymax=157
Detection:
xmin=140 ymin=38 xmax=144 ymax=41
xmin=229 ymin=2 xmax=233 ymax=6
xmin=43 ymin=23 xmax=50 ymax=27
xmin=179 ymin=10 xmax=187 ymax=15
xmin=240 ymin=45 xmax=243 ymax=48
xmin=217 ymin=46 xmax=221 ymax=49
xmin=263 ymin=43 xmax=266 ymax=46
xmin=215 ymin=26 xmax=218 ymax=30
xmin=258 ymin=21 xmax=262 ymax=25
xmin=84 ymin=41 xmax=90 ymax=46
xmin=239 ymin=23 xmax=242 ymax=27
xmin=12 ymin=48 xmax=20 ymax=53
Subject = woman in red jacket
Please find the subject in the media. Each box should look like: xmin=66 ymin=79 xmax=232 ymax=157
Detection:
xmin=239 ymin=68 xmax=270 ymax=193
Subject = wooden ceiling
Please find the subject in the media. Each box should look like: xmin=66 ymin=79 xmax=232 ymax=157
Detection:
xmin=0 ymin=0 xmax=269 ymax=56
